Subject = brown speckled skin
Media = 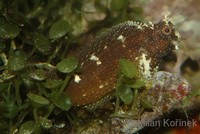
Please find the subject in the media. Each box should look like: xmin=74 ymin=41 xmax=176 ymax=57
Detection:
xmin=65 ymin=20 xmax=179 ymax=106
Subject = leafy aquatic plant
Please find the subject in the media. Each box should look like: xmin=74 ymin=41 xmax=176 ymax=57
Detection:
xmin=0 ymin=0 xmax=144 ymax=133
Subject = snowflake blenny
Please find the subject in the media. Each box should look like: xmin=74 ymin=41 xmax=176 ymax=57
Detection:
xmin=65 ymin=16 xmax=180 ymax=107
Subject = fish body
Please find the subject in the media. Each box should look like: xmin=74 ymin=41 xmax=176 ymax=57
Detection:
xmin=65 ymin=19 xmax=179 ymax=106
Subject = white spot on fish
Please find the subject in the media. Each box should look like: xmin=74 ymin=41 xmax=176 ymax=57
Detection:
xmin=83 ymin=94 xmax=86 ymax=97
xmin=96 ymin=61 xmax=102 ymax=65
xmin=74 ymin=75 xmax=81 ymax=83
xmin=148 ymin=21 xmax=154 ymax=29
xmin=81 ymin=62 xmax=84 ymax=67
xmin=90 ymin=53 xmax=99 ymax=61
xmin=139 ymin=53 xmax=152 ymax=79
xmin=126 ymin=21 xmax=134 ymax=26
xmin=117 ymin=35 xmax=126 ymax=43
xmin=132 ymin=21 xmax=144 ymax=30
xmin=99 ymin=85 xmax=104 ymax=89
xmin=89 ymin=53 xmax=101 ymax=66
xmin=142 ymin=23 xmax=149 ymax=27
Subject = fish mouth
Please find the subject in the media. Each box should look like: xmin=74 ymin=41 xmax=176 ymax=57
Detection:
xmin=171 ymin=30 xmax=181 ymax=50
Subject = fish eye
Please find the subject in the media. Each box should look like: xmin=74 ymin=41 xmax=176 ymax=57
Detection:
xmin=162 ymin=25 xmax=172 ymax=36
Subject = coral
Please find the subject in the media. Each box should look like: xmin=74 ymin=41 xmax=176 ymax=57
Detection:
xmin=72 ymin=71 xmax=191 ymax=133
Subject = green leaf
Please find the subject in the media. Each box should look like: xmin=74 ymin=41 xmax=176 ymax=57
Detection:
xmin=111 ymin=0 xmax=128 ymax=11
xmin=51 ymin=92 xmax=72 ymax=111
xmin=0 ymin=103 xmax=19 ymax=119
xmin=49 ymin=20 xmax=71 ymax=40
xmin=34 ymin=34 xmax=51 ymax=54
xmin=0 ymin=22 xmax=19 ymax=39
xmin=0 ymin=82 xmax=10 ymax=93
xmin=7 ymin=51 xmax=27 ymax=71
xmin=43 ymin=79 xmax=63 ymax=90
xmin=0 ymin=17 xmax=6 ymax=26
xmin=0 ymin=121 xmax=6 ymax=130
xmin=39 ymin=116 xmax=52 ymax=129
xmin=30 ymin=69 xmax=46 ymax=81
xmin=0 ymin=69 xmax=16 ymax=81
xmin=19 ymin=121 xmax=36 ymax=134
xmin=0 ymin=42 xmax=6 ymax=52
xmin=27 ymin=93 xmax=49 ymax=108
xmin=56 ymin=56 xmax=78 ymax=73
xmin=21 ymin=72 xmax=34 ymax=88
xmin=117 ymin=84 xmax=133 ymax=105
xmin=0 ymin=1 xmax=3 ymax=10
xmin=119 ymin=59 xmax=137 ymax=78
xmin=128 ymin=80 xmax=145 ymax=89
xmin=140 ymin=99 xmax=153 ymax=111
xmin=35 ymin=62 xmax=56 ymax=70
xmin=71 ymin=0 xmax=83 ymax=11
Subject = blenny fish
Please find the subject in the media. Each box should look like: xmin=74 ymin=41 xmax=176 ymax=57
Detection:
xmin=65 ymin=17 xmax=179 ymax=106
